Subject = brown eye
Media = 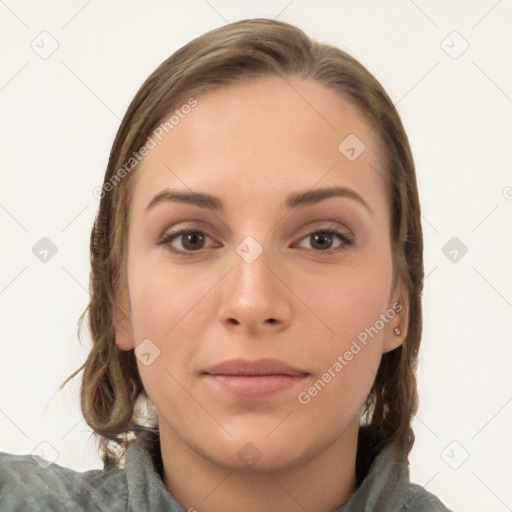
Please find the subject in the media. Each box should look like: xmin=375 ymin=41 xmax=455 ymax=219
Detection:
xmin=297 ymin=229 xmax=353 ymax=253
xmin=159 ymin=230 xmax=215 ymax=254
xmin=180 ymin=231 xmax=206 ymax=251
xmin=310 ymin=231 xmax=335 ymax=251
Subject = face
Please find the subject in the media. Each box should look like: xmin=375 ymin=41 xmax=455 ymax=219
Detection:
xmin=115 ymin=76 xmax=407 ymax=471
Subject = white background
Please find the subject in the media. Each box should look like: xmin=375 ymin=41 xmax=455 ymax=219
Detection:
xmin=1 ymin=1 xmax=511 ymax=511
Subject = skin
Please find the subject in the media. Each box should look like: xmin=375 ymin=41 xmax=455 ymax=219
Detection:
xmin=115 ymin=75 xmax=409 ymax=512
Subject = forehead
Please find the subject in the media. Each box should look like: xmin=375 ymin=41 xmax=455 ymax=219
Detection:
xmin=130 ymin=75 xmax=386 ymax=216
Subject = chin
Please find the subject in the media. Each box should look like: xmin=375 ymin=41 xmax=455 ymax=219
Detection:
xmin=195 ymin=429 xmax=313 ymax=473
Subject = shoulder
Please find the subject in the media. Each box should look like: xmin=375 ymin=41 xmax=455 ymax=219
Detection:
xmin=0 ymin=451 xmax=127 ymax=512
xmin=403 ymin=483 xmax=454 ymax=512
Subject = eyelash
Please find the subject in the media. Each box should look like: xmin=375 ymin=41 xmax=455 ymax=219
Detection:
xmin=157 ymin=225 xmax=354 ymax=256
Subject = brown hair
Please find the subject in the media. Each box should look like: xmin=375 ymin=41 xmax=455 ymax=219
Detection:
xmin=61 ymin=18 xmax=423 ymax=468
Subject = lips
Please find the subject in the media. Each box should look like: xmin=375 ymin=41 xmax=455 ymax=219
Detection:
xmin=204 ymin=358 xmax=308 ymax=376
xmin=202 ymin=358 xmax=309 ymax=400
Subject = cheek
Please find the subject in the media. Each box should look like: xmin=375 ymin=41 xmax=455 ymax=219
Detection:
xmin=127 ymin=263 xmax=210 ymax=413
xmin=291 ymin=258 xmax=392 ymax=406
xmin=127 ymin=251 xmax=207 ymax=338
xmin=293 ymin=274 xmax=387 ymax=417
xmin=298 ymin=260 xmax=392 ymax=349
xmin=126 ymin=256 xmax=218 ymax=392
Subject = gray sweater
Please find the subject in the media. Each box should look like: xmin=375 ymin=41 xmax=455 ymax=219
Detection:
xmin=0 ymin=428 xmax=452 ymax=511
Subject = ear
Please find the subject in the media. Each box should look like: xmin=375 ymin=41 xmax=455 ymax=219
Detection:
xmin=114 ymin=285 xmax=135 ymax=351
xmin=382 ymin=284 xmax=409 ymax=353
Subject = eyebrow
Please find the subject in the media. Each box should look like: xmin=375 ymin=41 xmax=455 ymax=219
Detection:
xmin=144 ymin=186 xmax=370 ymax=214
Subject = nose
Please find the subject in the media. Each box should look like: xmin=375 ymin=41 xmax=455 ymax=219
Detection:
xmin=217 ymin=238 xmax=293 ymax=335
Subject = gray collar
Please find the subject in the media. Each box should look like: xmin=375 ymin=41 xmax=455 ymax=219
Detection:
xmin=124 ymin=428 xmax=409 ymax=511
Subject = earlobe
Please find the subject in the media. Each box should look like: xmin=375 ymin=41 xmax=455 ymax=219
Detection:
xmin=382 ymin=290 xmax=409 ymax=353
xmin=114 ymin=291 xmax=135 ymax=351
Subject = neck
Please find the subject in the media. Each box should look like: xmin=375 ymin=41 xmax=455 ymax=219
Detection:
xmin=159 ymin=417 xmax=359 ymax=512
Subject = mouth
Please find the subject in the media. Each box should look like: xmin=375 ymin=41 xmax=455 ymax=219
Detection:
xmin=202 ymin=358 xmax=310 ymax=400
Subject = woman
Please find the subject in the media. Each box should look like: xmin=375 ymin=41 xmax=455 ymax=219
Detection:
xmin=0 ymin=18 xmax=452 ymax=511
